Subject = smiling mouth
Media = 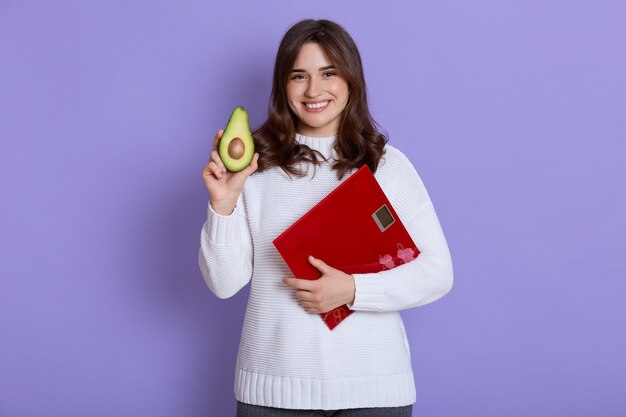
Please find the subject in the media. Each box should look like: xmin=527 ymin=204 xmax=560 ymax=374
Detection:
xmin=304 ymin=100 xmax=330 ymax=111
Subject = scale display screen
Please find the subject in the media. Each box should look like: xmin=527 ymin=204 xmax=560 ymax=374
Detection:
xmin=372 ymin=204 xmax=395 ymax=232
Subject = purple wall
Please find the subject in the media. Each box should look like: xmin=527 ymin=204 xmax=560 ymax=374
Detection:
xmin=1 ymin=1 xmax=625 ymax=416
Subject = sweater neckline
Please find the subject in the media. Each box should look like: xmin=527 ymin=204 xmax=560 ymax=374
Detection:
xmin=295 ymin=133 xmax=337 ymax=159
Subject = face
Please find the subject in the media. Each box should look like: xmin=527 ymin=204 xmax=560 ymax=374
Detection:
xmin=286 ymin=42 xmax=349 ymax=137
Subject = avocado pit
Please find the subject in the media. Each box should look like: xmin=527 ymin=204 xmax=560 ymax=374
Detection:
xmin=228 ymin=137 xmax=245 ymax=160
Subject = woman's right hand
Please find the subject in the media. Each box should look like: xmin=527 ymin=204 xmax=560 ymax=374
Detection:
xmin=202 ymin=129 xmax=259 ymax=215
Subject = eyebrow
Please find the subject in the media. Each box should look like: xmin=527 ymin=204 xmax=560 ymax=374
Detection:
xmin=289 ymin=65 xmax=336 ymax=73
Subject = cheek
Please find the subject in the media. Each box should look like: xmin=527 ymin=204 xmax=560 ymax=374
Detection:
xmin=286 ymin=86 xmax=302 ymax=106
xmin=286 ymin=82 xmax=301 ymax=98
xmin=286 ymin=96 xmax=299 ymax=112
xmin=330 ymin=82 xmax=349 ymax=101
xmin=285 ymin=87 xmax=298 ymax=109
xmin=287 ymin=102 xmax=299 ymax=116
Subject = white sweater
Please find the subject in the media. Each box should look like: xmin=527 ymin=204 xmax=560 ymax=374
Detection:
xmin=198 ymin=133 xmax=453 ymax=410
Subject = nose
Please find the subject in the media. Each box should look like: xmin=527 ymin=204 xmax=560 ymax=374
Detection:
xmin=305 ymin=77 xmax=321 ymax=98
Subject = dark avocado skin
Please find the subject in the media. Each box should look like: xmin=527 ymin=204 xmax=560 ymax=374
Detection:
xmin=219 ymin=106 xmax=254 ymax=172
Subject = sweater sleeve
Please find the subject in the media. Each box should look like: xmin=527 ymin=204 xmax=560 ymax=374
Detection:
xmin=198 ymin=192 xmax=253 ymax=299
xmin=346 ymin=149 xmax=453 ymax=312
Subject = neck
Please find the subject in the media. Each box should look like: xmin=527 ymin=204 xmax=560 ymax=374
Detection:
xmin=295 ymin=133 xmax=337 ymax=159
xmin=297 ymin=131 xmax=337 ymax=138
xmin=295 ymin=122 xmax=339 ymax=138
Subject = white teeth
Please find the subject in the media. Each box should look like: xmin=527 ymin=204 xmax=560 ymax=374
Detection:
xmin=305 ymin=101 xmax=328 ymax=109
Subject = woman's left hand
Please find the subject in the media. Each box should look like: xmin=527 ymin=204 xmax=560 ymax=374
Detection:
xmin=283 ymin=256 xmax=355 ymax=314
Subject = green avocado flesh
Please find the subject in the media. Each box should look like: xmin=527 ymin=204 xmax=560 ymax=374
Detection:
xmin=219 ymin=106 xmax=254 ymax=172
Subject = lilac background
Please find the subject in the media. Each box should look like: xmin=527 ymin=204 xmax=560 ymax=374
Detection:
xmin=1 ymin=1 xmax=625 ymax=416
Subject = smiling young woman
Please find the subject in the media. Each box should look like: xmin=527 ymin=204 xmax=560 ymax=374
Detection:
xmin=199 ymin=19 xmax=454 ymax=417
xmin=250 ymin=19 xmax=388 ymax=181
xmin=285 ymin=42 xmax=350 ymax=137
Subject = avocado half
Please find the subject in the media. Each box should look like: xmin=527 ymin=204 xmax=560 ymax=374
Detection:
xmin=219 ymin=106 xmax=255 ymax=172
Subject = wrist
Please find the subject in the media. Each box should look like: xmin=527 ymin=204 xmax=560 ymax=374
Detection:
xmin=210 ymin=199 xmax=236 ymax=216
xmin=347 ymin=274 xmax=355 ymax=305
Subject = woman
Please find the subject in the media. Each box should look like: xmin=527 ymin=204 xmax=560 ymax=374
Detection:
xmin=199 ymin=19 xmax=453 ymax=417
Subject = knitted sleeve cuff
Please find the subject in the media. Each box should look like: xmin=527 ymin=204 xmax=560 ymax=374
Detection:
xmin=346 ymin=274 xmax=386 ymax=311
xmin=206 ymin=201 xmax=243 ymax=245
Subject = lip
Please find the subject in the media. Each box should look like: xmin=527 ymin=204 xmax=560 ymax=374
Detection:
xmin=302 ymin=100 xmax=331 ymax=112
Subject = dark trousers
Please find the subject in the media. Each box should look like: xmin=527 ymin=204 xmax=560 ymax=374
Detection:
xmin=236 ymin=401 xmax=413 ymax=417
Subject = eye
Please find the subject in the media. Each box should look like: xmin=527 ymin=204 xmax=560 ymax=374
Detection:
xmin=323 ymin=71 xmax=337 ymax=78
xmin=290 ymin=74 xmax=306 ymax=80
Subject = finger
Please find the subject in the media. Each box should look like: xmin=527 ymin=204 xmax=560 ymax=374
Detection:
xmin=308 ymin=255 xmax=332 ymax=274
xmin=211 ymin=150 xmax=226 ymax=174
xmin=204 ymin=161 xmax=223 ymax=180
xmin=282 ymin=277 xmax=296 ymax=288
xmin=212 ymin=129 xmax=224 ymax=152
xmin=298 ymin=300 xmax=317 ymax=311
xmin=295 ymin=290 xmax=316 ymax=302
xmin=243 ymin=152 xmax=260 ymax=176
xmin=283 ymin=277 xmax=316 ymax=291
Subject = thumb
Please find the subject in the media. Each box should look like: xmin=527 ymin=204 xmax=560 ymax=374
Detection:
xmin=243 ymin=153 xmax=259 ymax=176
xmin=308 ymin=255 xmax=332 ymax=274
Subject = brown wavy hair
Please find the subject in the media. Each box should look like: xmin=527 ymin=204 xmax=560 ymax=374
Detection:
xmin=253 ymin=19 xmax=388 ymax=180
